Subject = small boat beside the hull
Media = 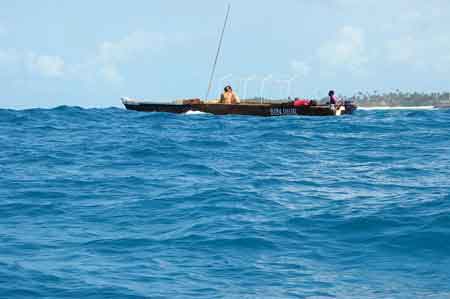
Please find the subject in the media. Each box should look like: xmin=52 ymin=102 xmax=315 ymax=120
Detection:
xmin=122 ymin=98 xmax=357 ymax=117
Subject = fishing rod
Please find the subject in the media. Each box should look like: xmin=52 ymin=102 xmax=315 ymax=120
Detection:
xmin=205 ymin=4 xmax=231 ymax=102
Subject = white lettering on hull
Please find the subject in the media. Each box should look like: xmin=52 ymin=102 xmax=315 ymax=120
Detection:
xmin=270 ymin=108 xmax=298 ymax=116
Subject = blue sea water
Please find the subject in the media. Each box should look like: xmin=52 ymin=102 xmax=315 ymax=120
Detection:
xmin=0 ymin=107 xmax=449 ymax=299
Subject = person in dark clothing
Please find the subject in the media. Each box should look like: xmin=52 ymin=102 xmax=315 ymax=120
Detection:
xmin=328 ymin=90 xmax=338 ymax=105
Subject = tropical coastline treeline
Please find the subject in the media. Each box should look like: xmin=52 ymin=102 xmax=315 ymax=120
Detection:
xmin=245 ymin=91 xmax=450 ymax=107
xmin=343 ymin=91 xmax=450 ymax=107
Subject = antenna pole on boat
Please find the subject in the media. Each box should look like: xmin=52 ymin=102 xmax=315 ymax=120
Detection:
xmin=205 ymin=4 xmax=231 ymax=102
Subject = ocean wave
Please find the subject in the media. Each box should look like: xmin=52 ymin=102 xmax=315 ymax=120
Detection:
xmin=184 ymin=110 xmax=210 ymax=115
xmin=1 ymin=107 xmax=450 ymax=298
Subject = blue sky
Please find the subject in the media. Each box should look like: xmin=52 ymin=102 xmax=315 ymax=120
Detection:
xmin=1 ymin=0 xmax=450 ymax=108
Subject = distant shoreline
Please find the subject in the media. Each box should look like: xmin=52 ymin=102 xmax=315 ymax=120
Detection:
xmin=358 ymin=106 xmax=435 ymax=110
xmin=345 ymin=91 xmax=450 ymax=108
xmin=247 ymin=91 xmax=450 ymax=108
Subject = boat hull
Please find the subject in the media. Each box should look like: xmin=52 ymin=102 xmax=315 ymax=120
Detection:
xmin=122 ymin=98 xmax=357 ymax=117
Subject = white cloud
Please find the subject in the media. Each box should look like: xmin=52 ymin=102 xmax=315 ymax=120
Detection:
xmin=0 ymin=30 xmax=167 ymax=83
xmin=97 ymin=31 xmax=165 ymax=65
xmin=26 ymin=53 xmax=65 ymax=78
xmin=74 ymin=31 xmax=167 ymax=82
xmin=385 ymin=34 xmax=450 ymax=73
xmin=0 ymin=49 xmax=19 ymax=65
xmin=1 ymin=48 xmax=66 ymax=78
xmin=99 ymin=65 xmax=123 ymax=82
xmin=335 ymin=0 xmax=378 ymax=5
xmin=327 ymin=0 xmax=450 ymax=76
xmin=386 ymin=36 xmax=418 ymax=64
xmin=290 ymin=60 xmax=311 ymax=77
xmin=43 ymin=30 xmax=167 ymax=84
xmin=318 ymin=26 xmax=368 ymax=73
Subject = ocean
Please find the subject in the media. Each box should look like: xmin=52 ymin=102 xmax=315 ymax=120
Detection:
xmin=1 ymin=107 xmax=449 ymax=298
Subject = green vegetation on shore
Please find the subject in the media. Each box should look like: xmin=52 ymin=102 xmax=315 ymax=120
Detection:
xmin=345 ymin=91 xmax=450 ymax=107
xmin=244 ymin=91 xmax=450 ymax=107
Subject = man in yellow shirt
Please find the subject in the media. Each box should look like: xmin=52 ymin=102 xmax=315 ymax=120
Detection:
xmin=220 ymin=86 xmax=241 ymax=104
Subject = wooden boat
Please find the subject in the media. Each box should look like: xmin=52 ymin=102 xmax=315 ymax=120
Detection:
xmin=122 ymin=98 xmax=357 ymax=117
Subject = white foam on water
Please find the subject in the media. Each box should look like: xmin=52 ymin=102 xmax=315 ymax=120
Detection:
xmin=359 ymin=106 xmax=435 ymax=111
xmin=184 ymin=110 xmax=209 ymax=115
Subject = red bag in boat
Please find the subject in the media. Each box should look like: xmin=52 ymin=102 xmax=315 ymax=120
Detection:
xmin=294 ymin=98 xmax=311 ymax=107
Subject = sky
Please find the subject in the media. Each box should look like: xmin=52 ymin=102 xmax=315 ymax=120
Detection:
xmin=1 ymin=0 xmax=450 ymax=108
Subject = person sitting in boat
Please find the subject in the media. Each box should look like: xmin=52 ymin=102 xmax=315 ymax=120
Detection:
xmin=328 ymin=90 xmax=339 ymax=109
xmin=220 ymin=85 xmax=240 ymax=104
